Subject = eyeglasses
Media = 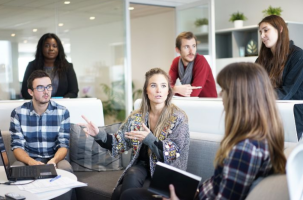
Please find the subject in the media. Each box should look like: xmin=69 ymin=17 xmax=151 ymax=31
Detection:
xmin=33 ymin=85 xmax=53 ymax=92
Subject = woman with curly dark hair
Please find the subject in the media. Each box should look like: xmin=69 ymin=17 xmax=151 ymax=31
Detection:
xmin=21 ymin=33 xmax=79 ymax=99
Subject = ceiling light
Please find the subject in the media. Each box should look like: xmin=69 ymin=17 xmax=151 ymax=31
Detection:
xmin=90 ymin=16 xmax=95 ymax=20
xmin=129 ymin=7 xmax=134 ymax=10
xmin=58 ymin=23 xmax=64 ymax=27
xmin=11 ymin=33 xmax=15 ymax=37
xmin=64 ymin=1 xmax=70 ymax=4
xmin=24 ymin=40 xmax=27 ymax=43
xmin=33 ymin=29 xmax=38 ymax=32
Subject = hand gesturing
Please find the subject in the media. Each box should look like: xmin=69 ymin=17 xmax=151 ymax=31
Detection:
xmin=125 ymin=123 xmax=150 ymax=142
xmin=78 ymin=115 xmax=99 ymax=137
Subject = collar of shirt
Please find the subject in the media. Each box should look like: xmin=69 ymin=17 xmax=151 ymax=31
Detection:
xmin=28 ymin=100 xmax=56 ymax=116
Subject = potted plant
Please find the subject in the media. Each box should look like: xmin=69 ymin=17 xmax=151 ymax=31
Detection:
xmin=262 ymin=6 xmax=282 ymax=16
xmin=100 ymin=81 xmax=142 ymax=123
xmin=194 ymin=18 xmax=208 ymax=33
xmin=229 ymin=11 xmax=247 ymax=28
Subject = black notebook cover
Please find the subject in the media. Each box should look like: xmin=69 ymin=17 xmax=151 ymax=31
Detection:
xmin=148 ymin=162 xmax=202 ymax=200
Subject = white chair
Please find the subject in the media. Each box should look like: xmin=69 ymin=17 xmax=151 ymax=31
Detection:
xmin=286 ymin=144 xmax=303 ymax=200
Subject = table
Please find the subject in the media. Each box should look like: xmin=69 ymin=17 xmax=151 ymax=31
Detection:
xmin=0 ymin=167 xmax=77 ymax=200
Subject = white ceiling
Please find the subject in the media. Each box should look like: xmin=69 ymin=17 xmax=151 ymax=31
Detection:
xmin=0 ymin=0 xmax=124 ymax=31
xmin=0 ymin=0 xmax=200 ymax=43
xmin=130 ymin=3 xmax=174 ymax=19
xmin=129 ymin=0 xmax=201 ymax=7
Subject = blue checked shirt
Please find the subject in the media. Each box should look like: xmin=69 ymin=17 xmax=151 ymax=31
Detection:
xmin=199 ymin=139 xmax=273 ymax=200
xmin=10 ymin=100 xmax=70 ymax=159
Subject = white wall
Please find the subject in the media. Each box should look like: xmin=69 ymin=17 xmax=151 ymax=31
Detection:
xmin=69 ymin=21 xmax=125 ymax=98
xmin=0 ymin=41 xmax=13 ymax=99
xmin=215 ymin=0 xmax=303 ymax=30
xmin=131 ymin=11 xmax=176 ymax=91
xmin=70 ymin=21 xmax=124 ymax=76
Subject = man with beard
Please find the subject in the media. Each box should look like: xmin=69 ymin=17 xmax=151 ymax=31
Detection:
xmin=169 ymin=32 xmax=217 ymax=97
xmin=10 ymin=70 xmax=72 ymax=172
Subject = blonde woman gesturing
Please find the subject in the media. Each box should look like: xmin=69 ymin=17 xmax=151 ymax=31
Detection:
xmin=81 ymin=68 xmax=190 ymax=200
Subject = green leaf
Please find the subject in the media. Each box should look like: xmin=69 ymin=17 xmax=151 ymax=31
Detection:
xmin=194 ymin=18 xmax=208 ymax=27
xmin=246 ymin=40 xmax=258 ymax=55
xmin=229 ymin=11 xmax=247 ymax=22
xmin=100 ymin=80 xmax=143 ymax=123
xmin=262 ymin=6 xmax=282 ymax=16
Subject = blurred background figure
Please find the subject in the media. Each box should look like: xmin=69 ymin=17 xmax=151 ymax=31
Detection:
xmin=21 ymin=33 xmax=79 ymax=99
xmin=256 ymin=15 xmax=303 ymax=140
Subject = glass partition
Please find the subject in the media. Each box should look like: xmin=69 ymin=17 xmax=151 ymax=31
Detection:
xmin=0 ymin=0 xmax=128 ymax=124
xmin=176 ymin=0 xmax=215 ymax=74
xmin=177 ymin=5 xmax=209 ymax=55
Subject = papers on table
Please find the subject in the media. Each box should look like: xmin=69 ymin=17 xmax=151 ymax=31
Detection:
xmin=17 ymin=177 xmax=87 ymax=194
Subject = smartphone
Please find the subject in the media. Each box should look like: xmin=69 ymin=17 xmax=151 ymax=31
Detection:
xmin=5 ymin=193 xmax=26 ymax=200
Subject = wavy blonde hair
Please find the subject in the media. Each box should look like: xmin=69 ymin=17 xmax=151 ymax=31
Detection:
xmin=215 ymin=62 xmax=286 ymax=173
xmin=133 ymin=68 xmax=183 ymax=138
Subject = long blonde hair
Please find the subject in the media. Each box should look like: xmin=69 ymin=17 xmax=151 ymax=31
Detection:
xmin=135 ymin=68 xmax=181 ymax=138
xmin=215 ymin=62 xmax=286 ymax=173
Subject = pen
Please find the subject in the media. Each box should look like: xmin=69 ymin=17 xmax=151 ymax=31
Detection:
xmin=152 ymin=195 xmax=164 ymax=198
xmin=50 ymin=175 xmax=61 ymax=182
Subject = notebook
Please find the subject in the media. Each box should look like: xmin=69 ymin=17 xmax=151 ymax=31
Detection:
xmin=148 ymin=162 xmax=202 ymax=200
xmin=0 ymin=130 xmax=57 ymax=181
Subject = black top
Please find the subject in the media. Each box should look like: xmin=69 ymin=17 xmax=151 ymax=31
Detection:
xmin=276 ymin=42 xmax=303 ymax=100
xmin=138 ymin=122 xmax=164 ymax=163
xmin=257 ymin=41 xmax=303 ymax=139
xmin=277 ymin=42 xmax=303 ymax=140
xmin=21 ymin=60 xmax=79 ymax=99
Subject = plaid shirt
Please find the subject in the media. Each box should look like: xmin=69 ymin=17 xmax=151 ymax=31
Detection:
xmin=10 ymin=100 xmax=70 ymax=159
xmin=199 ymin=139 xmax=273 ymax=200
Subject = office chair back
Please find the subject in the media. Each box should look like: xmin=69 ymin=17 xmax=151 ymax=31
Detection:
xmin=286 ymin=143 xmax=303 ymax=200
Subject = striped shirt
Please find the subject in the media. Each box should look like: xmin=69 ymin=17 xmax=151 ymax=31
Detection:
xmin=199 ymin=139 xmax=273 ymax=200
xmin=10 ymin=100 xmax=70 ymax=159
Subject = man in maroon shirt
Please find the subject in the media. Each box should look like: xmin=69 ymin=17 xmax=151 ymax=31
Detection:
xmin=169 ymin=32 xmax=217 ymax=97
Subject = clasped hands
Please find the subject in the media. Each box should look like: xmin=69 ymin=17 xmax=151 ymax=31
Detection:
xmin=80 ymin=115 xmax=150 ymax=142
xmin=28 ymin=158 xmax=57 ymax=167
